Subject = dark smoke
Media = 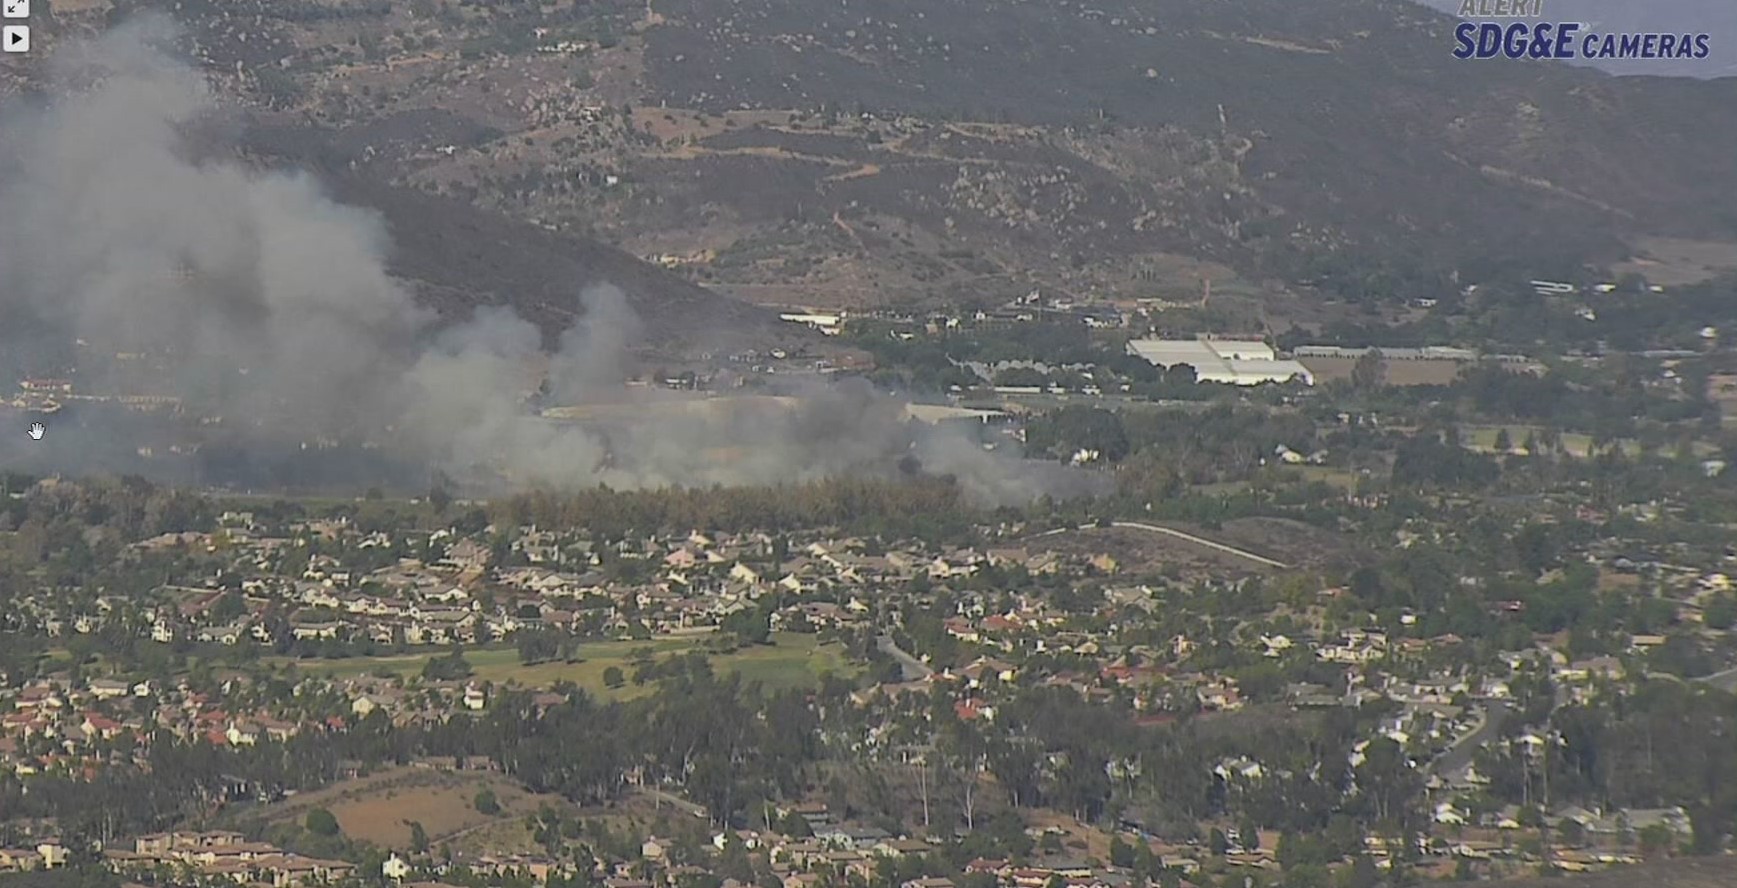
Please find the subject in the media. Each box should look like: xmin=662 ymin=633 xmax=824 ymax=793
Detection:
xmin=0 ymin=17 xmax=1104 ymax=507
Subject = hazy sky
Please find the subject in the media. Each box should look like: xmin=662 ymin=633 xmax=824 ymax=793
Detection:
xmin=1410 ymin=0 xmax=1737 ymax=77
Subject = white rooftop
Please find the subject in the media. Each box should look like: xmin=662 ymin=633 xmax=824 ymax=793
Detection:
xmin=1126 ymin=339 xmax=1311 ymax=386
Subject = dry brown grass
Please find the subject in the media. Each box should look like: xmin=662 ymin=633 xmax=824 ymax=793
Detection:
xmin=634 ymin=107 xmax=792 ymax=144
xmin=1614 ymin=236 xmax=1737 ymax=287
xmin=259 ymin=766 xmax=572 ymax=848
xmin=1300 ymin=357 xmax=1467 ymax=386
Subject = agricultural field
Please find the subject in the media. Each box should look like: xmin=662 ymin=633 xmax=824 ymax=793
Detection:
xmin=270 ymin=632 xmax=854 ymax=697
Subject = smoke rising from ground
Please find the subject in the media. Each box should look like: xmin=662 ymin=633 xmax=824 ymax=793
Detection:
xmin=0 ymin=18 xmax=1100 ymax=507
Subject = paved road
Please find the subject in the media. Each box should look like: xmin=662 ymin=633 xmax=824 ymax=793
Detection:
xmin=877 ymin=634 xmax=934 ymax=681
xmin=1695 ymin=666 xmax=1737 ymax=693
xmin=1429 ymin=701 xmax=1512 ymax=778
xmin=637 ymin=786 xmax=708 ymax=819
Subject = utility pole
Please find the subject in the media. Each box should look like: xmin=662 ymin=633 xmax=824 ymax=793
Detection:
xmin=917 ymin=754 xmax=931 ymax=829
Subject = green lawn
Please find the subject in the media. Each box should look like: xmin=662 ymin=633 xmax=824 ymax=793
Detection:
xmin=268 ymin=632 xmax=854 ymax=698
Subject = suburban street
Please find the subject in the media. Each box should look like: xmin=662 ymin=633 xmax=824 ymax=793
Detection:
xmin=1696 ymin=665 xmax=1737 ymax=694
xmin=635 ymin=786 xmax=708 ymax=819
xmin=1428 ymin=700 xmax=1513 ymax=778
xmin=878 ymin=634 xmax=934 ymax=681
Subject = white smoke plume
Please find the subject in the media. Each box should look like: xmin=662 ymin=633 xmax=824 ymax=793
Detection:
xmin=0 ymin=17 xmax=1100 ymax=507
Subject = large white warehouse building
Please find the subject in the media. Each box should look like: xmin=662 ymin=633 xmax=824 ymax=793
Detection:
xmin=1126 ymin=338 xmax=1314 ymax=386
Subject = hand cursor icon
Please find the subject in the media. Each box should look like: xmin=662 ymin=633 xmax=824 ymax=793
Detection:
xmin=28 ymin=422 xmax=44 ymax=440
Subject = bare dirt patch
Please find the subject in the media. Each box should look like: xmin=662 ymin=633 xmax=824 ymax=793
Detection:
xmin=1300 ymin=356 xmax=1468 ymax=386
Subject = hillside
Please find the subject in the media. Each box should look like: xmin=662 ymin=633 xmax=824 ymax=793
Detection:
xmin=11 ymin=0 xmax=1737 ymax=313
xmin=244 ymin=123 xmax=804 ymax=356
xmin=635 ymin=0 xmax=1737 ymax=290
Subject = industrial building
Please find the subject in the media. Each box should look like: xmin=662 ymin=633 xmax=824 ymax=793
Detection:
xmin=1126 ymin=338 xmax=1314 ymax=386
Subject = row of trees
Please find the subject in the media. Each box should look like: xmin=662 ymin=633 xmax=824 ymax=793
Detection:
xmin=492 ymin=477 xmax=979 ymax=541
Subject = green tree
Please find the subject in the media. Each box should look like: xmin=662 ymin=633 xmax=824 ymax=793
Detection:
xmin=1704 ymin=593 xmax=1736 ymax=631
xmin=1340 ymin=856 xmax=1380 ymax=888
xmin=409 ymin=820 xmax=429 ymax=854
xmin=423 ymin=648 xmax=474 ymax=681
xmin=1638 ymin=823 xmax=1674 ymax=859
xmin=1237 ymin=817 xmax=1260 ymax=852
xmin=1208 ymin=828 xmax=1229 ymax=856
xmin=1351 ymin=349 xmax=1387 ymax=391
xmin=778 ymin=810 xmax=813 ymax=837
xmin=306 ymin=808 xmax=340 ymax=837
xmin=1109 ymin=835 xmax=1135 ymax=868
xmin=722 ymin=602 xmax=772 ymax=645
xmin=603 ymin=666 xmax=626 ymax=688
xmin=474 ymin=788 xmax=501 ymax=815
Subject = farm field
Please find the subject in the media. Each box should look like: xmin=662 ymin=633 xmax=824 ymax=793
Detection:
xmin=268 ymin=632 xmax=854 ymax=697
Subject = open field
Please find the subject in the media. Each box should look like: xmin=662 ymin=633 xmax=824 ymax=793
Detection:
xmin=1463 ymin=427 xmax=1600 ymax=457
xmin=270 ymin=632 xmax=854 ymax=696
xmin=1613 ymin=236 xmax=1737 ymax=287
xmin=1300 ymin=356 xmax=1469 ymax=386
xmin=1204 ymin=516 xmax=1358 ymax=567
xmin=244 ymin=766 xmax=566 ymax=849
xmin=1287 ymin=465 xmax=1364 ymax=491
xmin=242 ymin=766 xmax=710 ymax=856
xmin=1029 ymin=515 xmax=1351 ymax=576
xmin=1032 ymin=525 xmax=1266 ymax=576
xmin=1461 ymin=427 xmax=1719 ymax=459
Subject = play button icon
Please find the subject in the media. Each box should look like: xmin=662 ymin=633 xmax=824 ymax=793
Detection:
xmin=1 ymin=25 xmax=26 ymax=53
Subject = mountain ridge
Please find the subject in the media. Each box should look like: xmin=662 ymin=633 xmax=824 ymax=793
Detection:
xmin=11 ymin=0 xmax=1735 ymax=312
